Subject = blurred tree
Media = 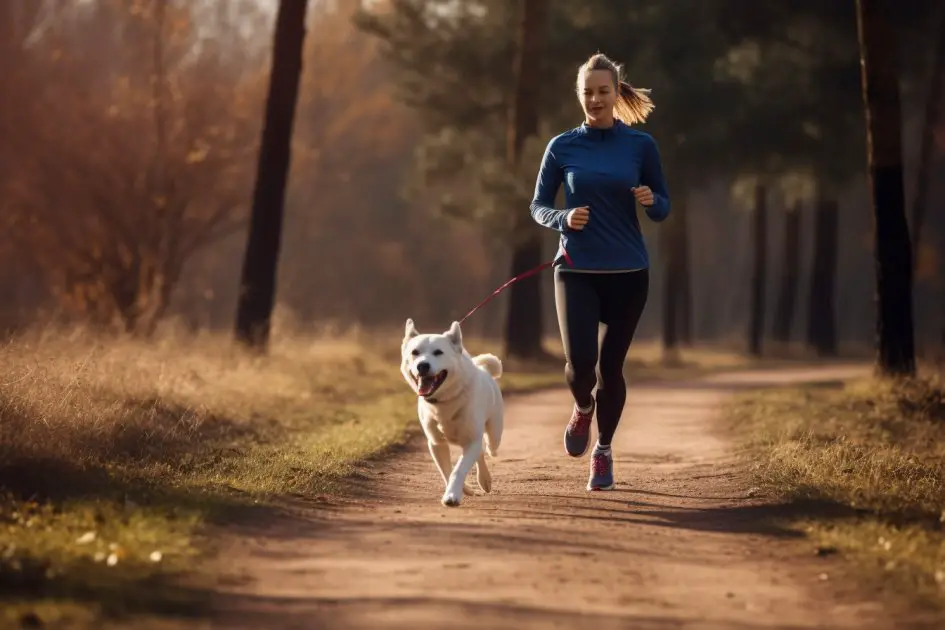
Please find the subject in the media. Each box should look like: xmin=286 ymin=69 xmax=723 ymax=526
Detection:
xmin=356 ymin=0 xmax=559 ymax=353
xmin=720 ymin=2 xmax=859 ymax=357
xmin=2 ymin=0 xmax=265 ymax=334
xmin=748 ymin=183 xmax=767 ymax=357
xmin=580 ymin=0 xmax=745 ymax=355
xmin=276 ymin=0 xmax=421 ymax=327
xmin=911 ymin=4 xmax=945 ymax=269
xmin=235 ymin=0 xmax=309 ymax=351
xmin=856 ymin=0 xmax=916 ymax=376
xmin=807 ymin=196 xmax=839 ymax=357
xmin=503 ymin=0 xmax=550 ymax=360
xmin=772 ymin=199 xmax=802 ymax=344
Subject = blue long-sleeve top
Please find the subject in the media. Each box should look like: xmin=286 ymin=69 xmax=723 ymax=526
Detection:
xmin=530 ymin=120 xmax=670 ymax=271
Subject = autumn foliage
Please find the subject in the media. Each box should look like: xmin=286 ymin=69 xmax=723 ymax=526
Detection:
xmin=0 ymin=0 xmax=498 ymax=337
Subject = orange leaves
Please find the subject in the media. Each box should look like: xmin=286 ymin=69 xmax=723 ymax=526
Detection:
xmin=0 ymin=0 xmax=268 ymax=332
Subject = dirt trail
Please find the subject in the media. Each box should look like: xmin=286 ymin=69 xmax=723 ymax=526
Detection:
xmin=200 ymin=364 xmax=923 ymax=629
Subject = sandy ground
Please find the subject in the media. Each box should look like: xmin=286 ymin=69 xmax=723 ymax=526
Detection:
xmin=181 ymin=364 xmax=938 ymax=629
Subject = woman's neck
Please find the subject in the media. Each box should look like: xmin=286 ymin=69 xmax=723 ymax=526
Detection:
xmin=585 ymin=117 xmax=616 ymax=129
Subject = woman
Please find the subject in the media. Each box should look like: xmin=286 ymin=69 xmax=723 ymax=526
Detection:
xmin=529 ymin=52 xmax=670 ymax=491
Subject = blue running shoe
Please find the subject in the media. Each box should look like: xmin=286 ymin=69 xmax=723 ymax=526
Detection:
xmin=587 ymin=445 xmax=615 ymax=491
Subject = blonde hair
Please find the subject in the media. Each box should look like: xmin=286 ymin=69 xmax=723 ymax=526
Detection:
xmin=577 ymin=53 xmax=654 ymax=125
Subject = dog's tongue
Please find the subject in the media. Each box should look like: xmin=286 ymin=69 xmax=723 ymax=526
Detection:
xmin=418 ymin=376 xmax=435 ymax=396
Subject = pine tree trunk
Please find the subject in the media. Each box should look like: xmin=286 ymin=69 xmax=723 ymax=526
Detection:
xmin=747 ymin=184 xmax=767 ymax=357
xmin=677 ymin=195 xmax=693 ymax=345
xmin=504 ymin=238 xmax=545 ymax=358
xmin=911 ymin=5 xmax=945 ymax=267
xmin=806 ymin=193 xmax=839 ymax=357
xmin=772 ymin=200 xmax=802 ymax=344
xmin=503 ymin=0 xmax=548 ymax=360
xmin=234 ymin=0 xmax=308 ymax=351
xmin=660 ymin=204 xmax=681 ymax=353
xmin=856 ymin=0 xmax=916 ymax=377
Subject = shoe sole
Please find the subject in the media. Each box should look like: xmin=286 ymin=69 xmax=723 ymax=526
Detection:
xmin=586 ymin=482 xmax=616 ymax=491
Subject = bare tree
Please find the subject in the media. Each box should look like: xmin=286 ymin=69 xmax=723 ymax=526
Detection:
xmin=660 ymin=184 xmax=688 ymax=358
xmin=503 ymin=0 xmax=549 ymax=360
xmin=806 ymin=190 xmax=839 ymax=357
xmin=748 ymin=184 xmax=767 ymax=357
xmin=234 ymin=0 xmax=309 ymax=350
xmin=856 ymin=0 xmax=916 ymax=376
xmin=2 ymin=1 xmax=262 ymax=333
xmin=772 ymin=200 xmax=801 ymax=345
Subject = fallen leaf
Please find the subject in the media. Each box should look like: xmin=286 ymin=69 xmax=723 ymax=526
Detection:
xmin=75 ymin=531 xmax=96 ymax=545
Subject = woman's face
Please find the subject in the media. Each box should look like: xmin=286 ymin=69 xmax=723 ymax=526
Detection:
xmin=580 ymin=69 xmax=617 ymax=126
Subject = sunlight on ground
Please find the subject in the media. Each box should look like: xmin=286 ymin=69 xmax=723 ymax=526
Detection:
xmin=727 ymin=377 xmax=945 ymax=611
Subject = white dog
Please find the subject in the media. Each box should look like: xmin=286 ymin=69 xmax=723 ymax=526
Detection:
xmin=400 ymin=318 xmax=504 ymax=507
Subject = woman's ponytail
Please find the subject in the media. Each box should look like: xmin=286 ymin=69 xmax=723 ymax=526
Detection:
xmin=615 ymin=80 xmax=655 ymax=125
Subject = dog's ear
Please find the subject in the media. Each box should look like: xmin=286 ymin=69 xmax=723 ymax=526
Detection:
xmin=445 ymin=320 xmax=463 ymax=351
xmin=404 ymin=318 xmax=419 ymax=341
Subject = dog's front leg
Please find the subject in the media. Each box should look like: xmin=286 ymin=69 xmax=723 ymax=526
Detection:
xmin=442 ymin=439 xmax=483 ymax=507
xmin=428 ymin=439 xmax=452 ymax=487
xmin=430 ymin=440 xmax=476 ymax=497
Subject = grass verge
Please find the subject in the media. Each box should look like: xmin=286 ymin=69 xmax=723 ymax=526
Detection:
xmin=0 ymin=326 xmax=566 ymax=628
xmin=726 ymin=375 xmax=945 ymax=610
xmin=1 ymin=327 xmax=754 ymax=628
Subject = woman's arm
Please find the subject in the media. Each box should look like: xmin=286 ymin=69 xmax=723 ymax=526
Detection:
xmin=640 ymin=135 xmax=670 ymax=222
xmin=529 ymin=139 xmax=570 ymax=232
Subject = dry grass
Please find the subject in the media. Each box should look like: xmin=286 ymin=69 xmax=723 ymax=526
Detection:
xmin=727 ymin=376 xmax=945 ymax=609
xmin=0 ymin=323 xmax=756 ymax=628
xmin=0 ymin=324 xmax=566 ymax=627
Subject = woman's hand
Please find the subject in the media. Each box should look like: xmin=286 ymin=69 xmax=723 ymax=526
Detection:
xmin=566 ymin=207 xmax=590 ymax=230
xmin=631 ymin=186 xmax=654 ymax=207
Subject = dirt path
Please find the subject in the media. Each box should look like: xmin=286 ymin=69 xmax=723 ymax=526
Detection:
xmin=200 ymin=364 xmax=919 ymax=629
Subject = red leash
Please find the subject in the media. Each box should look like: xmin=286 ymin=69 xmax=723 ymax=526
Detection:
xmin=458 ymin=248 xmax=572 ymax=325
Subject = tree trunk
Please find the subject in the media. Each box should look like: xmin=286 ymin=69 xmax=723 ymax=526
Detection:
xmin=660 ymin=190 xmax=686 ymax=355
xmin=234 ymin=0 xmax=308 ymax=351
xmin=856 ymin=0 xmax=916 ymax=377
xmin=806 ymin=193 xmax=838 ymax=357
xmin=747 ymin=184 xmax=767 ymax=357
xmin=677 ymin=194 xmax=693 ymax=345
xmin=911 ymin=5 xmax=945 ymax=265
xmin=660 ymin=217 xmax=680 ymax=354
xmin=772 ymin=200 xmax=802 ymax=344
xmin=503 ymin=0 xmax=548 ymax=360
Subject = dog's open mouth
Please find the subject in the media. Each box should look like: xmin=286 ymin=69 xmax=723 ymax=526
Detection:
xmin=416 ymin=370 xmax=448 ymax=398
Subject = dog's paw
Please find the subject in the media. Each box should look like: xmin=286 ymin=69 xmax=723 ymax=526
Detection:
xmin=441 ymin=490 xmax=462 ymax=507
xmin=463 ymin=483 xmax=476 ymax=497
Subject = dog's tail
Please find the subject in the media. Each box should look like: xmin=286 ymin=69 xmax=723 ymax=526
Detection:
xmin=472 ymin=353 xmax=503 ymax=380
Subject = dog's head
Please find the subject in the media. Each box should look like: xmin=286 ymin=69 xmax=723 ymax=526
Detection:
xmin=401 ymin=318 xmax=465 ymax=400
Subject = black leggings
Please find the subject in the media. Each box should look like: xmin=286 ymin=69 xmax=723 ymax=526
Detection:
xmin=554 ymin=269 xmax=649 ymax=446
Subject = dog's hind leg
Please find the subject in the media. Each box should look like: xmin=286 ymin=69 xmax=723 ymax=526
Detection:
xmin=484 ymin=410 xmax=503 ymax=457
xmin=443 ymin=439 xmax=483 ymax=507
xmin=475 ymin=449 xmax=492 ymax=493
